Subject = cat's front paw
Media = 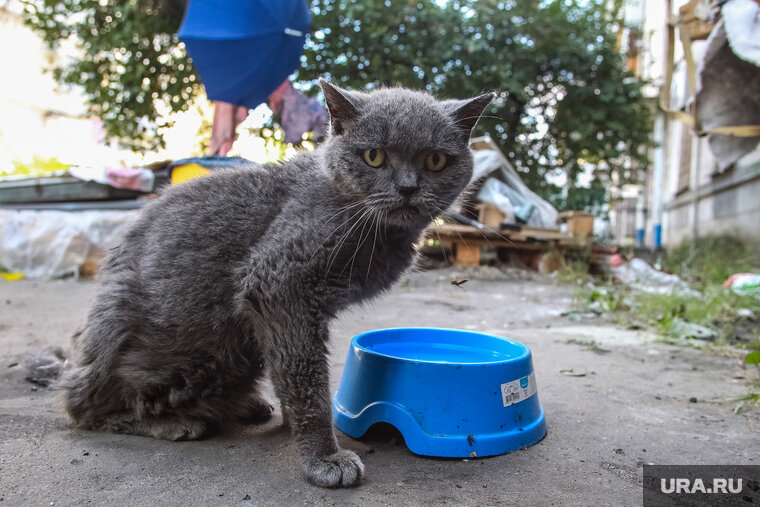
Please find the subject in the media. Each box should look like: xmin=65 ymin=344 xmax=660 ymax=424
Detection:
xmin=302 ymin=449 xmax=364 ymax=488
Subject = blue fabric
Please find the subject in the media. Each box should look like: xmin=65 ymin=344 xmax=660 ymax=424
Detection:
xmin=179 ymin=0 xmax=310 ymax=108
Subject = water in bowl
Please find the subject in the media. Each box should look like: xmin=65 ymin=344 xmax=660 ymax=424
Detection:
xmin=367 ymin=340 xmax=515 ymax=363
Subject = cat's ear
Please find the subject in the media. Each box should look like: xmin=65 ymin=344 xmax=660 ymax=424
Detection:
xmin=319 ymin=79 xmax=361 ymax=136
xmin=443 ymin=92 xmax=495 ymax=135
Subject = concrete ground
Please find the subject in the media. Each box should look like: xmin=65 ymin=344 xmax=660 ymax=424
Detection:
xmin=1 ymin=267 xmax=758 ymax=506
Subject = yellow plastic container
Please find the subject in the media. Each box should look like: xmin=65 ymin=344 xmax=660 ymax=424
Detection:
xmin=170 ymin=163 xmax=211 ymax=186
xmin=0 ymin=272 xmax=24 ymax=281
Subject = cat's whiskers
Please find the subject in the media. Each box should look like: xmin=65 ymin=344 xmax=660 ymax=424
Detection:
xmin=447 ymin=218 xmax=471 ymax=249
xmin=425 ymin=199 xmax=472 ymax=249
xmin=472 ymin=221 xmax=517 ymax=247
xmin=425 ymin=211 xmax=452 ymax=264
xmin=343 ymin=212 xmax=372 ymax=278
xmin=380 ymin=208 xmax=389 ymax=242
xmin=460 ymin=114 xmax=504 ymax=121
xmin=324 ymin=206 xmax=375 ymax=278
xmin=455 ymin=114 xmax=505 ymax=125
xmin=343 ymin=206 xmax=378 ymax=285
xmin=432 ymin=203 xmax=518 ymax=248
xmin=313 ymin=200 xmax=366 ymax=238
xmin=364 ymin=209 xmax=383 ymax=285
xmin=308 ymin=203 xmax=367 ymax=266
xmin=323 ymin=209 xmax=368 ymax=275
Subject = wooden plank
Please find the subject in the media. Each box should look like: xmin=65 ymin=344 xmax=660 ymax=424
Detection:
xmin=454 ymin=242 xmax=481 ymax=267
xmin=432 ymin=223 xmax=504 ymax=239
xmin=425 ymin=223 xmax=588 ymax=253
xmin=430 ymin=223 xmax=573 ymax=241
xmin=558 ymin=212 xmax=594 ymax=237
xmin=678 ymin=0 xmax=714 ymax=41
xmin=520 ymin=227 xmax=574 ymax=241
xmin=477 ymin=203 xmax=506 ymax=226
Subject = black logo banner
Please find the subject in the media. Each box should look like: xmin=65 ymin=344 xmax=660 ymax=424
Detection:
xmin=643 ymin=465 xmax=760 ymax=506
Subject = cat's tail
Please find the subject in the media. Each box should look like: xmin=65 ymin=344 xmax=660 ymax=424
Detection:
xmin=57 ymin=321 xmax=133 ymax=428
xmin=21 ymin=336 xmax=114 ymax=428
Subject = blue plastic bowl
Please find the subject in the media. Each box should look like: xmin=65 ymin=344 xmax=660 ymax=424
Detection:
xmin=332 ymin=328 xmax=547 ymax=458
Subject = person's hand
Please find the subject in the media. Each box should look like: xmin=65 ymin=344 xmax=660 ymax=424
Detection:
xmin=209 ymin=101 xmax=249 ymax=155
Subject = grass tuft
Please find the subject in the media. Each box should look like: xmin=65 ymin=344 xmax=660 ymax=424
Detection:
xmin=568 ymin=233 xmax=760 ymax=411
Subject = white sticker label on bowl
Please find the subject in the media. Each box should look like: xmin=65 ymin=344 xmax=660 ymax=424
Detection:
xmin=500 ymin=372 xmax=537 ymax=407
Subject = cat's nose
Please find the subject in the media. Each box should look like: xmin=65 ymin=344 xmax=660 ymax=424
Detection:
xmin=397 ymin=184 xmax=419 ymax=198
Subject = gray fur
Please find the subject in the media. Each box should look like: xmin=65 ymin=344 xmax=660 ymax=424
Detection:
xmin=62 ymin=81 xmax=492 ymax=488
xmin=24 ymin=346 xmax=69 ymax=386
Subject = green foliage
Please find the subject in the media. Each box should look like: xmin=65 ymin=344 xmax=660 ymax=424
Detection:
xmin=572 ymin=282 xmax=759 ymax=346
xmin=625 ymin=287 xmax=759 ymax=344
xmin=21 ymin=0 xmax=201 ymax=151
xmin=734 ymin=350 xmax=760 ymax=414
xmin=556 ymin=259 xmax=591 ymax=285
xmin=22 ymin=0 xmax=652 ymax=204
xmin=567 ymin=235 xmax=760 ymax=411
xmin=660 ymin=234 xmax=760 ymax=287
xmin=570 ymin=234 xmax=760 ymax=344
xmin=299 ymin=0 xmax=652 ymax=207
xmin=556 ymin=178 xmax=607 ymax=213
xmin=729 ymin=392 xmax=760 ymax=414
xmin=1 ymin=156 xmax=71 ymax=177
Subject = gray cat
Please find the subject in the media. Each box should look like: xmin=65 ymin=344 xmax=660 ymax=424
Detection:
xmin=62 ymin=80 xmax=493 ymax=488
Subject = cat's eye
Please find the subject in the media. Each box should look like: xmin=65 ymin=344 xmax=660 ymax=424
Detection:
xmin=425 ymin=151 xmax=448 ymax=172
xmin=362 ymin=148 xmax=386 ymax=168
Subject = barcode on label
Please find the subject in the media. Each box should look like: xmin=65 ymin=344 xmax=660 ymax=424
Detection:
xmin=500 ymin=372 xmax=537 ymax=407
xmin=503 ymin=392 xmax=521 ymax=404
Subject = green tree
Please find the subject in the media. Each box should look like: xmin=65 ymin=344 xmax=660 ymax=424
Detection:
xmin=20 ymin=0 xmax=200 ymax=151
xmin=22 ymin=0 xmax=650 ymax=208
xmin=299 ymin=0 xmax=651 ymax=209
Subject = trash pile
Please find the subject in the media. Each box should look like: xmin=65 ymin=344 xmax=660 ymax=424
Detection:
xmin=0 ymin=209 xmax=135 ymax=279
xmin=0 ymin=157 xmax=254 ymax=280
xmin=470 ymin=147 xmax=558 ymax=229
xmin=608 ymin=255 xmax=700 ymax=298
xmin=568 ymin=254 xmax=760 ymax=344
xmin=724 ymin=273 xmax=760 ymax=298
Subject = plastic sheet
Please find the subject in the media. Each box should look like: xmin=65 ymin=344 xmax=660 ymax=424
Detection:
xmin=471 ymin=148 xmax=558 ymax=228
xmin=476 ymin=179 xmax=516 ymax=223
xmin=0 ymin=210 xmax=136 ymax=280
xmin=697 ymin=15 xmax=760 ymax=171
xmin=611 ymin=258 xmax=700 ymax=297
xmin=722 ymin=0 xmax=760 ymax=67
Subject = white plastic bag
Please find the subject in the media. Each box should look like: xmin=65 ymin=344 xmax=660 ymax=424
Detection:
xmin=0 ymin=210 xmax=136 ymax=279
xmin=471 ymin=149 xmax=559 ymax=228
xmin=611 ymin=258 xmax=699 ymax=297
xmin=476 ymin=178 xmax=516 ymax=223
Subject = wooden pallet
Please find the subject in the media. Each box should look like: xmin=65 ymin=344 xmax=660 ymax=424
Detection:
xmin=424 ymin=223 xmax=586 ymax=268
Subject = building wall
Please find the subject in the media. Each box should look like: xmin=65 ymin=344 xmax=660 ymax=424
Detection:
xmin=632 ymin=0 xmax=760 ymax=247
xmin=609 ymin=197 xmax=640 ymax=245
xmin=665 ymin=147 xmax=760 ymax=245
